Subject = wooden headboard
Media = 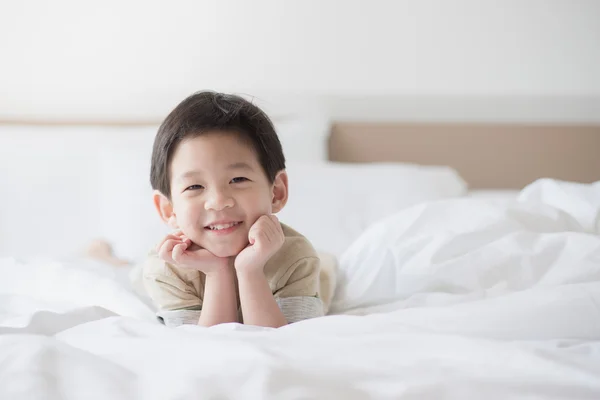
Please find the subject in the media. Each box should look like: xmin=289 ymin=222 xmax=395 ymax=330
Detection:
xmin=329 ymin=123 xmax=600 ymax=189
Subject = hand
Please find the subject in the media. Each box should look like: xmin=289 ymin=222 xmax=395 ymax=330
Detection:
xmin=235 ymin=215 xmax=285 ymax=275
xmin=155 ymin=231 xmax=230 ymax=276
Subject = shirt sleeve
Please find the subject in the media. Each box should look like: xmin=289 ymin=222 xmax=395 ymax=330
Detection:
xmin=142 ymin=255 xmax=203 ymax=327
xmin=273 ymin=256 xmax=324 ymax=323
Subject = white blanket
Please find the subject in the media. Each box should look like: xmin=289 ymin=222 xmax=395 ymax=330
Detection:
xmin=1 ymin=179 xmax=600 ymax=399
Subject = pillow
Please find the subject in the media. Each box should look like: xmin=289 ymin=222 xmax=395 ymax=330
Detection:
xmin=96 ymin=126 xmax=169 ymax=262
xmin=277 ymin=162 xmax=468 ymax=257
xmin=272 ymin=117 xmax=330 ymax=162
xmin=0 ymin=125 xmax=104 ymax=258
xmin=252 ymin=94 xmax=330 ymax=162
xmin=0 ymin=124 xmax=163 ymax=259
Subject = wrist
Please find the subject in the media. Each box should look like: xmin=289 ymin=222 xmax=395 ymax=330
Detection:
xmin=235 ymin=266 xmax=266 ymax=281
xmin=204 ymin=261 xmax=235 ymax=279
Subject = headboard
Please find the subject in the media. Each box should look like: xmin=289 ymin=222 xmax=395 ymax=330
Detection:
xmin=329 ymin=123 xmax=600 ymax=189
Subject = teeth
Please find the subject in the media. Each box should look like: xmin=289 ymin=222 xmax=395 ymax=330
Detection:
xmin=208 ymin=222 xmax=239 ymax=230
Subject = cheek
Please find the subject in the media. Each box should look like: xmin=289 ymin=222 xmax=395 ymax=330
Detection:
xmin=238 ymin=190 xmax=273 ymax=217
xmin=174 ymin=201 xmax=203 ymax=228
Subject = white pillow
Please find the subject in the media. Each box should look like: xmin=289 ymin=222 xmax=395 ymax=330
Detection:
xmin=272 ymin=117 xmax=330 ymax=162
xmin=96 ymin=126 xmax=169 ymax=262
xmin=0 ymin=124 xmax=163 ymax=259
xmin=0 ymin=125 xmax=104 ymax=258
xmin=278 ymin=162 xmax=468 ymax=257
xmin=252 ymin=94 xmax=330 ymax=162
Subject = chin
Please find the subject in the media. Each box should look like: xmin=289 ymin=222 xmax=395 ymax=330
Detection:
xmin=206 ymin=241 xmax=247 ymax=258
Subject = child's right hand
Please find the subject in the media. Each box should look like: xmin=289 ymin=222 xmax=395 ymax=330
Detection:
xmin=155 ymin=231 xmax=231 ymax=276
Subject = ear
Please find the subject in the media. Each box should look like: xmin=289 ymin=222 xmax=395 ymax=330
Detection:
xmin=153 ymin=190 xmax=179 ymax=229
xmin=271 ymin=170 xmax=289 ymax=214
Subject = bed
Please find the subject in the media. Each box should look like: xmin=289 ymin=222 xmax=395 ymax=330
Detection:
xmin=1 ymin=119 xmax=600 ymax=399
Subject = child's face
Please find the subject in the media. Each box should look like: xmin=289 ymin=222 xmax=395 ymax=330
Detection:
xmin=164 ymin=132 xmax=286 ymax=257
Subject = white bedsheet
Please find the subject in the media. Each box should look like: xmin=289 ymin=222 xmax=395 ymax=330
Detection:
xmin=1 ymin=179 xmax=600 ymax=399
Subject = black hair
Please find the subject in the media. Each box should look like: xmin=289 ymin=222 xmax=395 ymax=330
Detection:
xmin=150 ymin=91 xmax=285 ymax=197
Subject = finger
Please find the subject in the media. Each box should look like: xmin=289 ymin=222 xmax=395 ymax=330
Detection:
xmin=266 ymin=215 xmax=278 ymax=230
xmin=274 ymin=219 xmax=284 ymax=238
xmin=171 ymin=243 xmax=188 ymax=264
xmin=247 ymin=220 xmax=259 ymax=238
xmin=262 ymin=227 xmax=274 ymax=245
xmin=254 ymin=214 xmax=268 ymax=226
xmin=260 ymin=214 xmax=277 ymax=232
xmin=248 ymin=224 xmax=260 ymax=245
xmin=263 ymin=216 xmax=283 ymax=245
xmin=270 ymin=215 xmax=282 ymax=232
xmin=269 ymin=214 xmax=283 ymax=232
xmin=155 ymin=233 xmax=182 ymax=252
xmin=155 ymin=236 xmax=170 ymax=253
xmin=173 ymin=232 xmax=188 ymax=243
xmin=248 ymin=215 xmax=272 ymax=243
xmin=262 ymin=214 xmax=274 ymax=226
xmin=158 ymin=239 xmax=181 ymax=261
xmin=259 ymin=219 xmax=276 ymax=242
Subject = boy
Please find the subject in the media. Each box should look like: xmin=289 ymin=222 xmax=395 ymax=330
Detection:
xmin=142 ymin=91 xmax=326 ymax=328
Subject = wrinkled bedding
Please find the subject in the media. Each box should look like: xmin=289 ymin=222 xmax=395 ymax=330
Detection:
xmin=1 ymin=178 xmax=599 ymax=399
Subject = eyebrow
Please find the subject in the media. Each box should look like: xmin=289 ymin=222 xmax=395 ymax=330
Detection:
xmin=177 ymin=170 xmax=201 ymax=182
xmin=227 ymin=162 xmax=255 ymax=171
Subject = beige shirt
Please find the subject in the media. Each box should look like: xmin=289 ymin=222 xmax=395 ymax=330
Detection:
xmin=142 ymin=223 xmax=326 ymax=326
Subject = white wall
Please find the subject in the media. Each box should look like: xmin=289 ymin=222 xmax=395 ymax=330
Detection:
xmin=1 ymin=0 xmax=599 ymax=121
xmin=1 ymin=1 xmax=599 ymax=258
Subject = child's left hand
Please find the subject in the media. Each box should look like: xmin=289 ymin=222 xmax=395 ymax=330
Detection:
xmin=235 ymin=215 xmax=284 ymax=275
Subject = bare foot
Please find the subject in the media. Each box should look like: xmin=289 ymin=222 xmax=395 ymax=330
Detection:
xmin=84 ymin=239 xmax=130 ymax=266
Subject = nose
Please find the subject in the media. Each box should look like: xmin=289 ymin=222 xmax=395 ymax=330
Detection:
xmin=204 ymin=186 xmax=235 ymax=211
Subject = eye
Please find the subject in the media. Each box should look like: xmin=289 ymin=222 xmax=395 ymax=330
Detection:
xmin=184 ymin=184 xmax=204 ymax=191
xmin=230 ymin=177 xmax=249 ymax=184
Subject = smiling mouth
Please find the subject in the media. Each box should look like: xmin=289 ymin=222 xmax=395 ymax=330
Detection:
xmin=204 ymin=221 xmax=242 ymax=231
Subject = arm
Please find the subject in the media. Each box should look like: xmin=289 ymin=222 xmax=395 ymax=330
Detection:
xmin=146 ymin=231 xmax=239 ymax=327
xmin=236 ymin=269 xmax=287 ymax=328
xmin=234 ymin=215 xmax=288 ymax=328
xmin=197 ymin=267 xmax=239 ymax=327
xmin=144 ymin=266 xmax=239 ymax=327
xmin=235 ymin=216 xmax=324 ymax=327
